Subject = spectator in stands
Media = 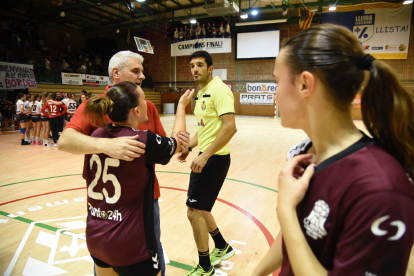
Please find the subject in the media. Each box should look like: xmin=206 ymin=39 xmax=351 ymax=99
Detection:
xmin=80 ymin=62 xmax=87 ymax=73
xmin=87 ymin=61 xmax=95 ymax=74
xmin=66 ymin=43 xmax=71 ymax=58
xmin=61 ymin=59 xmax=69 ymax=72
xmin=94 ymin=55 xmax=101 ymax=72
xmin=45 ymin=57 xmax=50 ymax=70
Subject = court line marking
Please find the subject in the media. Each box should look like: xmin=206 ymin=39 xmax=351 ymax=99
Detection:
xmin=0 ymin=171 xmax=279 ymax=193
xmin=0 ymin=187 xmax=275 ymax=274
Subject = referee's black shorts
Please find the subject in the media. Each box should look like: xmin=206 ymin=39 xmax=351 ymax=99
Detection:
xmin=186 ymin=153 xmax=230 ymax=212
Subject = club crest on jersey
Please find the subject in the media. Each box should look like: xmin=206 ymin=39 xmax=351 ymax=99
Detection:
xmin=304 ymin=200 xmax=330 ymax=240
xmin=198 ymin=119 xmax=205 ymax=127
xmin=201 ymin=101 xmax=206 ymax=111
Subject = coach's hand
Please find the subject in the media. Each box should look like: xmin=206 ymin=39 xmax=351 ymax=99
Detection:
xmin=190 ymin=153 xmax=208 ymax=173
xmin=177 ymin=131 xmax=191 ymax=163
xmin=101 ymin=135 xmax=146 ymax=161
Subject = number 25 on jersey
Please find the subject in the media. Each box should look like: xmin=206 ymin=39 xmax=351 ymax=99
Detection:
xmin=88 ymin=154 xmax=121 ymax=204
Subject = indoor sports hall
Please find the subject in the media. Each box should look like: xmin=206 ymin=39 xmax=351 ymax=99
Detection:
xmin=1 ymin=1 xmax=414 ymax=275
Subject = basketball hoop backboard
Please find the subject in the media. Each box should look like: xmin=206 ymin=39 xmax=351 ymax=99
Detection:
xmin=134 ymin=36 xmax=154 ymax=54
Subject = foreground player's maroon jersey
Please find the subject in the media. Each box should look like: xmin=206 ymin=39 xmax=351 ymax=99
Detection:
xmin=83 ymin=125 xmax=176 ymax=267
xmin=281 ymin=135 xmax=414 ymax=276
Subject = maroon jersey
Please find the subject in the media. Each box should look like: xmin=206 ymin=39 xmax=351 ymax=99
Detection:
xmin=83 ymin=125 xmax=176 ymax=267
xmin=281 ymin=135 xmax=414 ymax=276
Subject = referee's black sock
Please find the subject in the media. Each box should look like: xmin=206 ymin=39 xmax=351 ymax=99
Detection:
xmin=209 ymin=227 xmax=227 ymax=250
xmin=198 ymin=249 xmax=211 ymax=271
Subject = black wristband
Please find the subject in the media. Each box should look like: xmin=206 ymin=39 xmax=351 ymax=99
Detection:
xmin=188 ymin=146 xmax=192 ymax=152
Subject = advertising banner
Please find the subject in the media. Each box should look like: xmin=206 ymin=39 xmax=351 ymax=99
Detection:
xmin=240 ymin=93 xmax=274 ymax=105
xmin=61 ymin=73 xmax=82 ymax=85
xmin=171 ymin=38 xmax=232 ymax=56
xmin=0 ymin=62 xmax=37 ymax=89
xmin=322 ymin=4 xmax=411 ymax=59
xmin=62 ymin=73 xmax=110 ymax=86
xmin=246 ymin=83 xmax=277 ymax=93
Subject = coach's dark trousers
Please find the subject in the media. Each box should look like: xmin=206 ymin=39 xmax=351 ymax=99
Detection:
xmin=49 ymin=116 xmax=64 ymax=143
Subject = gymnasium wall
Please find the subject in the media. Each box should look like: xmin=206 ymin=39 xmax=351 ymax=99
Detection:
xmin=118 ymin=18 xmax=414 ymax=117
xmin=130 ymin=18 xmax=414 ymax=84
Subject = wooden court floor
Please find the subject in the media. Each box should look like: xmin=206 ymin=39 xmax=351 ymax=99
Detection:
xmin=0 ymin=115 xmax=413 ymax=276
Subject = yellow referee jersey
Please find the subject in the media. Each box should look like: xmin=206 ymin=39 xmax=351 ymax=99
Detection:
xmin=194 ymin=76 xmax=235 ymax=155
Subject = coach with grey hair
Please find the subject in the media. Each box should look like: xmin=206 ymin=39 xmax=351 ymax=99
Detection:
xmin=59 ymin=50 xmax=190 ymax=276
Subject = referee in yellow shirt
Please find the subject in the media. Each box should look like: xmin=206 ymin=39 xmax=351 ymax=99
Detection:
xmin=179 ymin=51 xmax=237 ymax=276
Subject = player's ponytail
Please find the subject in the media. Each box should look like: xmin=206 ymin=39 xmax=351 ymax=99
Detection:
xmin=85 ymin=81 xmax=139 ymax=128
xmin=362 ymin=60 xmax=414 ymax=178
xmin=85 ymin=96 xmax=114 ymax=127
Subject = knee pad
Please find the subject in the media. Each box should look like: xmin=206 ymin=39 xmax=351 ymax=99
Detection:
xmin=20 ymin=128 xmax=26 ymax=134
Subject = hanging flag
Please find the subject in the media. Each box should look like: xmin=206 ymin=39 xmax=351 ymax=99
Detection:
xmin=127 ymin=28 xmax=131 ymax=43
xmin=299 ymin=8 xmax=315 ymax=29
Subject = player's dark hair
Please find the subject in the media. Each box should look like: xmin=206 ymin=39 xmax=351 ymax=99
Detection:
xmin=33 ymin=94 xmax=40 ymax=101
xmin=17 ymin=93 xmax=25 ymax=100
xmin=51 ymin=93 xmax=57 ymax=100
xmin=283 ymin=23 xmax=414 ymax=178
xmin=85 ymin=81 xmax=139 ymax=128
xmin=189 ymin=51 xmax=213 ymax=68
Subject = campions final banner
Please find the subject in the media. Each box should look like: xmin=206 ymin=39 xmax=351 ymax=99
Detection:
xmin=322 ymin=3 xmax=411 ymax=59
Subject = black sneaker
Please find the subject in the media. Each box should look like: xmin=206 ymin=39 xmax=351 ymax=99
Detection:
xmin=21 ymin=141 xmax=31 ymax=145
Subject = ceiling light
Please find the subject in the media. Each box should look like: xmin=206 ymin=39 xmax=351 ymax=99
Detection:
xmin=240 ymin=13 xmax=248 ymax=19
xmin=116 ymin=29 xmax=120 ymax=33
xmin=60 ymin=11 xmax=65 ymax=17
xmin=190 ymin=19 xmax=197 ymax=24
xmin=403 ymin=0 xmax=413 ymax=4
xmin=251 ymin=10 xmax=258 ymax=15
xmin=328 ymin=5 xmax=336 ymax=10
xmin=136 ymin=0 xmax=146 ymax=2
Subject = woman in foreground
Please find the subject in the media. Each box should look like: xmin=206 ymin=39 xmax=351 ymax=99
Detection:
xmin=255 ymin=24 xmax=414 ymax=276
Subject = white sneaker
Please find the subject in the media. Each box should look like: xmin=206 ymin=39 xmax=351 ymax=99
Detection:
xmin=26 ymin=138 xmax=32 ymax=143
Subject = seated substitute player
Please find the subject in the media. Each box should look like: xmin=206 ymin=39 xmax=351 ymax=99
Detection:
xmin=83 ymin=81 xmax=194 ymax=276
xmin=179 ymin=51 xmax=237 ymax=276
xmin=254 ymin=24 xmax=414 ymax=276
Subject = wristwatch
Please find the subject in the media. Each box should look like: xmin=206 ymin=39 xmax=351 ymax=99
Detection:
xmin=188 ymin=146 xmax=193 ymax=152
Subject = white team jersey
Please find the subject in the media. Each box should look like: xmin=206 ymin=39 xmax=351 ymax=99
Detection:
xmin=24 ymin=100 xmax=30 ymax=113
xmin=16 ymin=99 xmax=24 ymax=114
xmin=62 ymin=98 xmax=77 ymax=114
xmin=32 ymin=101 xmax=42 ymax=115
xmin=286 ymin=137 xmax=312 ymax=160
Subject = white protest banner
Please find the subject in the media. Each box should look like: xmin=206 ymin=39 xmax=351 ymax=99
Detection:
xmin=240 ymin=93 xmax=274 ymax=105
xmin=61 ymin=73 xmax=82 ymax=85
xmin=246 ymin=83 xmax=277 ymax=93
xmin=0 ymin=62 xmax=37 ymax=89
xmin=171 ymin=38 xmax=232 ymax=56
xmin=322 ymin=4 xmax=411 ymax=59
